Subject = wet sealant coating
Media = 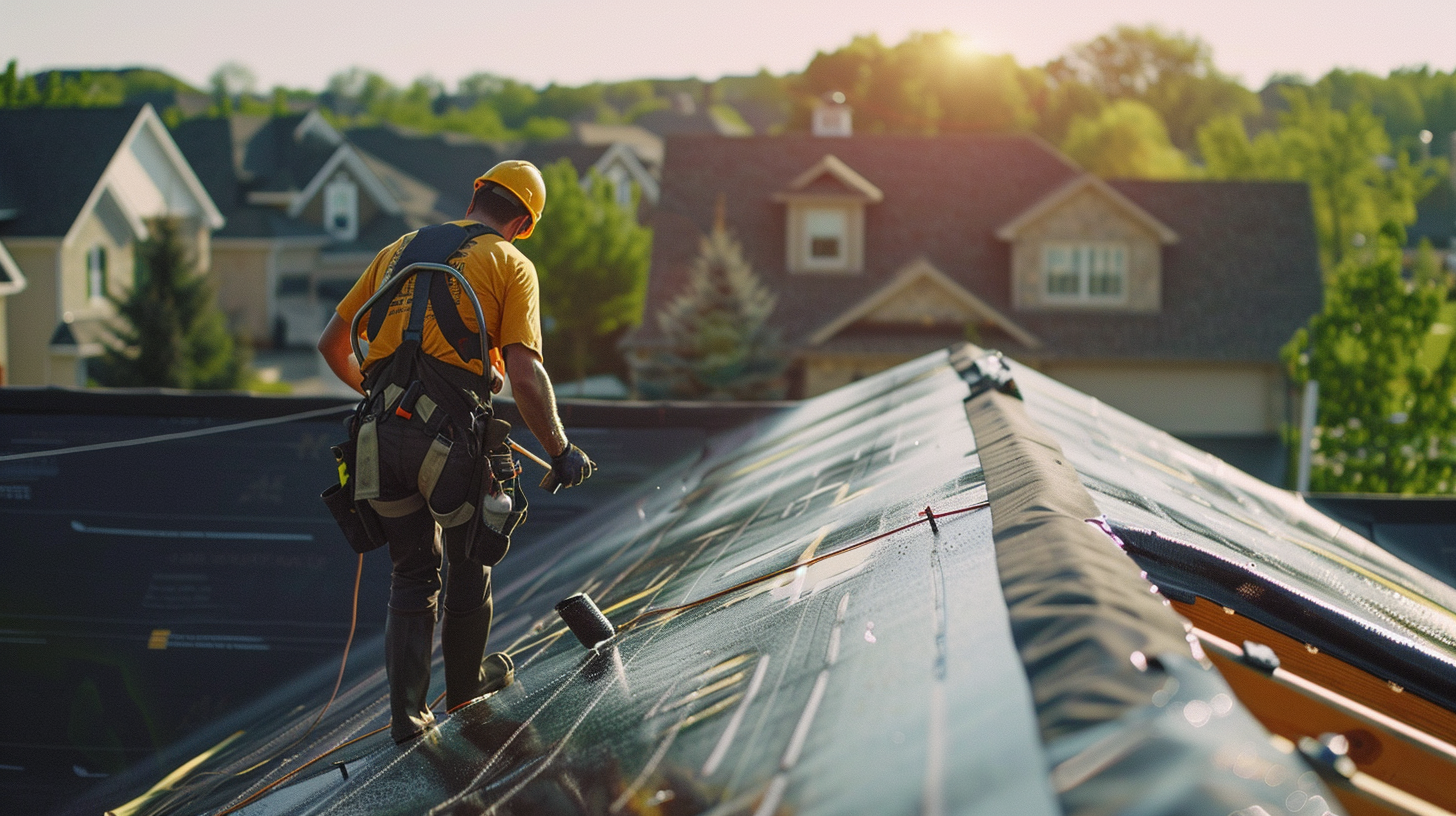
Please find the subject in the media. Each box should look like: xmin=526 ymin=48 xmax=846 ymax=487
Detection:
xmin=115 ymin=352 xmax=1057 ymax=816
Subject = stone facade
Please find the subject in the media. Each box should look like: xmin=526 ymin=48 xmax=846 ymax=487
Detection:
xmin=1008 ymin=186 xmax=1163 ymax=313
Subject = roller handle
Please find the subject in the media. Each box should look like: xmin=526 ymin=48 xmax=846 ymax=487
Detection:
xmin=539 ymin=470 xmax=561 ymax=494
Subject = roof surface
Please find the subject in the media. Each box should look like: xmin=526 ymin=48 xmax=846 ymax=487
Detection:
xmin=25 ymin=348 xmax=1365 ymax=816
xmin=0 ymin=106 xmax=143 ymax=237
xmin=631 ymin=135 xmax=1322 ymax=363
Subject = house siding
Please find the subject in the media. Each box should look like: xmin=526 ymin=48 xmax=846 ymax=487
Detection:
xmin=1037 ymin=361 xmax=1287 ymax=435
xmin=4 ymin=241 xmax=61 ymax=385
xmin=210 ymin=243 xmax=275 ymax=344
xmin=1010 ymin=187 xmax=1162 ymax=312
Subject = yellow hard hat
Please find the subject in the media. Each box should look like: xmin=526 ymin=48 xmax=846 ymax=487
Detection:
xmin=474 ymin=160 xmax=546 ymax=239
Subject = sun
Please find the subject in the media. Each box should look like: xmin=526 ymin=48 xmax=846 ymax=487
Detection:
xmin=951 ymin=34 xmax=980 ymax=57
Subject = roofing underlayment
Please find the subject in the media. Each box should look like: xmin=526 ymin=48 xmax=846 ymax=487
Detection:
xmin=5 ymin=346 xmax=1456 ymax=815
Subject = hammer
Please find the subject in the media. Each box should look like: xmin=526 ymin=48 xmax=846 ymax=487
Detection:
xmin=509 ymin=439 xmax=562 ymax=494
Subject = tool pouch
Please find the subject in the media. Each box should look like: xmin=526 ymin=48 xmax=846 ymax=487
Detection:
xmin=461 ymin=417 xmax=527 ymax=567
xmin=465 ymin=471 xmax=528 ymax=567
xmin=322 ymin=439 xmax=388 ymax=554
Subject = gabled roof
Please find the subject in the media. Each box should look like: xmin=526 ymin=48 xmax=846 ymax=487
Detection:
xmin=632 ymin=134 xmax=1322 ymax=363
xmin=808 ymin=257 xmax=1039 ymax=348
xmin=344 ymin=124 xmax=500 ymax=216
xmin=286 ymin=145 xmax=403 ymax=219
xmin=0 ymin=106 xmax=141 ymax=237
xmin=0 ymin=105 xmax=222 ymax=241
xmin=995 ymin=174 xmax=1178 ymax=244
xmin=772 ymin=154 xmax=883 ymax=203
xmin=0 ymin=240 xmax=26 ymax=296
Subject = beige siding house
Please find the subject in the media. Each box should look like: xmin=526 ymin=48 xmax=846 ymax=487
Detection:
xmin=0 ymin=105 xmax=223 ymax=386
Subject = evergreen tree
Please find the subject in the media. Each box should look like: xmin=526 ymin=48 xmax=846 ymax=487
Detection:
xmin=526 ymin=160 xmax=652 ymax=383
xmin=1284 ymin=222 xmax=1456 ymax=493
xmin=92 ymin=217 xmax=250 ymax=390
xmin=635 ymin=220 xmax=786 ymax=400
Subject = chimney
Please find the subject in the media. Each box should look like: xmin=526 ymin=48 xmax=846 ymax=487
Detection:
xmin=812 ymin=92 xmax=852 ymax=138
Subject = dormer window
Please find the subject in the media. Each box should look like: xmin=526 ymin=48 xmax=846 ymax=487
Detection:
xmin=1043 ymin=242 xmax=1127 ymax=302
xmin=774 ymin=155 xmax=883 ymax=275
xmin=324 ymin=177 xmax=358 ymax=242
xmin=86 ymin=245 xmax=107 ymax=302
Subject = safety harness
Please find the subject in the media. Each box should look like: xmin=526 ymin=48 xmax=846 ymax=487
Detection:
xmin=323 ymin=223 xmax=525 ymax=562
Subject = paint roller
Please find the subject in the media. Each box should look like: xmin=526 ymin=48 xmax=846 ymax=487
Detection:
xmin=554 ymin=593 xmax=617 ymax=650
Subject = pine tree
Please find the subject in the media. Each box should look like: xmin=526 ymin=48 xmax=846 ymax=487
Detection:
xmin=92 ymin=217 xmax=250 ymax=390
xmin=635 ymin=220 xmax=786 ymax=399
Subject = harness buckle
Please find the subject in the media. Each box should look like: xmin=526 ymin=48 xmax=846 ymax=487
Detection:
xmin=395 ymin=380 xmax=423 ymax=420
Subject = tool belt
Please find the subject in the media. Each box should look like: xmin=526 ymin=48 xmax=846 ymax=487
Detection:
xmin=321 ymin=223 xmax=527 ymax=564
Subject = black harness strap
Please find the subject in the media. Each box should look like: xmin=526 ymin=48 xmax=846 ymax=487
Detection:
xmin=364 ymin=222 xmax=500 ymax=363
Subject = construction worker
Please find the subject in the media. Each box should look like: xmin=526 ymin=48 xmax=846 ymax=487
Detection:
xmin=317 ymin=160 xmax=595 ymax=743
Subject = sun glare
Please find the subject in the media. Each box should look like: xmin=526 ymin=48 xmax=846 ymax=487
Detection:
xmin=951 ymin=34 xmax=980 ymax=57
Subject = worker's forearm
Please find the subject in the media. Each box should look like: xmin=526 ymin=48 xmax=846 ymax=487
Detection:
xmin=317 ymin=314 xmax=366 ymax=396
xmin=511 ymin=359 xmax=568 ymax=458
xmin=326 ymin=352 xmax=365 ymax=396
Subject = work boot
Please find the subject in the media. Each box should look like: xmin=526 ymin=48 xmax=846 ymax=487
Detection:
xmin=385 ymin=610 xmax=437 ymax=743
xmin=443 ymin=603 xmax=514 ymax=708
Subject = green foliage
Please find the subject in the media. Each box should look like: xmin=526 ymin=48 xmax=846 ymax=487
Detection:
xmin=1061 ymin=99 xmax=1192 ymax=178
xmin=525 ymin=161 xmax=652 ymax=383
xmin=92 ymin=217 xmax=251 ymax=390
xmin=635 ymin=224 xmax=786 ymax=400
xmin=1200 ymin=88 xmax=1444 ymax=269
xmin=1054 ymin=25 xmax=1259 ymax=150
xmin=800 ymin=32 xmax=1035 ymax=134
xmin=1284 ymin=224 xmax=1456 ymax=493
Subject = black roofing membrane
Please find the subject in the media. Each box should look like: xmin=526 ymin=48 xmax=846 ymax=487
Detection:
xmin=11 ymin=348 xmax=1419 ymax=814
xmin=1007 ymin=357 xmax=1456 ymax=711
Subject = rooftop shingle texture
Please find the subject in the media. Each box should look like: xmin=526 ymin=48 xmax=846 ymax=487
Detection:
xmin=0 ymin=106 xmax=143 ymax=237
xmin=171 ymin=116 xmax=329 ymax=241
xmin=345 ymin=125 xmax=499 ymax=216
xmin=631 ymin=134 xmax=1322 ymax=364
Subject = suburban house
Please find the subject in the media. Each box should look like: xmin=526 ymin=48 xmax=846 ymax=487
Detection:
xmin=173 ymin=114 xmax=659 ymax=348
xmin=171 ymin=111 xmax=430 ymax=347
xmin=0 ymin=105 xmax=224 ymax=386
xmin=625 ymin=120 xmax=1323 ymax=476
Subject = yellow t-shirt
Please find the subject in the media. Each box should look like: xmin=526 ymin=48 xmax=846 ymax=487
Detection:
xmin=336 ymin=221 xmax=542 ymax=377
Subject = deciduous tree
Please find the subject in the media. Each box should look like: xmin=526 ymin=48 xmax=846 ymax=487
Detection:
xmin=1284 ymin=223 xmax=1456 ymax=493
xmin=1061 ymin=99 xmax=1191 ymax=178
xmin=526 ymin=160 xmax=652 ymax=383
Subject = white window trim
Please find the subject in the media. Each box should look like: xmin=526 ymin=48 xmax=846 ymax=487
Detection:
xmin=324 ymin=177 xmax=359 ymax=242
xmin=1041 ymin=241 xmax=1129 ymax=304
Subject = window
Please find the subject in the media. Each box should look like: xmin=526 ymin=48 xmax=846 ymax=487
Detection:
xmin=86 ymin=245 xmax=107 ymax=302
xmin=1043 ymin=242 xmax=1127 ymax=302
xmin=803 ymin=208 xmax=848 ymax=269
xmin=324 ymin=177 xmax=358 ymax=241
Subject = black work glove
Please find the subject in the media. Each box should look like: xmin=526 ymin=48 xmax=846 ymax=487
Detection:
xmin=550 ymin=442 xmax=596 ymax=489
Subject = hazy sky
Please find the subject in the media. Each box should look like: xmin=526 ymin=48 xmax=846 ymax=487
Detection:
xmin=4 ymin=0 xmax=1453 ymax=92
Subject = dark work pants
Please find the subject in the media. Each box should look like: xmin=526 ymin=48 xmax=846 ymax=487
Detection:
xmin=371 ymin=417 xmax=492 ymax=741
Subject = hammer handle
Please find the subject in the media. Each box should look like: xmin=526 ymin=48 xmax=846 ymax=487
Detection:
xmin=508 ymin=440 xmax=561 ymax=494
